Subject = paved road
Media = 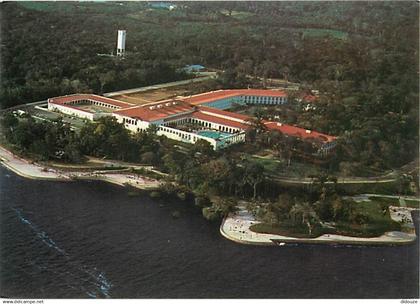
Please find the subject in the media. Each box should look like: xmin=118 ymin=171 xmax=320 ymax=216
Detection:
xmin=269 ymin=174 xmax=398 ymax=185
xmin=0 ymin=100 xmax=47 ymax=113
xmin=365 ymin=193 xmax=419 ymax=201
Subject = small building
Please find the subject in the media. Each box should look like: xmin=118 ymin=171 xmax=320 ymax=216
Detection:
xmin=263 ymin=122 xmax=337 ymax=156
xmin=149 ymin=2 xmax=177 ymax=10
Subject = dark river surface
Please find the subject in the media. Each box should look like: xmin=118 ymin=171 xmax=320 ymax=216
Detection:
xmin=0 ymin=166 xmax=418 ymax=299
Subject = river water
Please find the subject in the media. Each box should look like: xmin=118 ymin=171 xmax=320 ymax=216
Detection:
xmin=0 ymin=166 xmax=418 ymax=298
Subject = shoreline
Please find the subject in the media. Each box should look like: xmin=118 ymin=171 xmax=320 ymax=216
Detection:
xmin=220 ymin=202 xmax=418 ymax=246
xmin=2 ymin=145 xmax=418 ymax=246
xmin=0 ymin=145 xmax=161 ymax=190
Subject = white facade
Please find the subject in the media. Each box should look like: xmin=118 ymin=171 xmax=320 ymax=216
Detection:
xmin=117 ymin=30 xmax=126 ymax=57
xmin=46 ymin=89 xmax=336 ymax=154
xmin=48 ymin=97 xmax=120 ymax=121
xmin=164 ymin=117 xmax=242 ymax=134
xmin=113 ymin=112 xmax=246 ymax=150
xmin=112 ymin=112 xmax=150 ymax=133
xmin=48 ymin=102 xmax=95 ymax=121
xmin=156 ymin=125 xmax=245 ymax=150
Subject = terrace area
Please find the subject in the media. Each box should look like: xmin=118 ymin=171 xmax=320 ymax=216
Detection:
xmin=72 ymin=103 xmax=115 ymax=114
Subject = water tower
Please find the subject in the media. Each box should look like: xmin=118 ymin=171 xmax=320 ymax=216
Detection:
xmin=116 ymin=30 xmax=126 ymax=57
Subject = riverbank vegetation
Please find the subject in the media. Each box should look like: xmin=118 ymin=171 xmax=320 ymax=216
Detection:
xmin=248 ymin=193 xmax=402 ymax=238
xmin=0 ymin=111 xmax=417 ymax=237
xmin=0 ymin=2 xmax=418 ymax=236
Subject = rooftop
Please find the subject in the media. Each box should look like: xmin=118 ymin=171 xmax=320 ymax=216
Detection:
xmin=182 ymin=89 xmax=287 ymax=105
xmin=113 ymin=100 xmax=195 ymax=122
xmin=191 ymin=111 xmax=249 ymax=130
xmin=183 ymin=64 xmax=206 ymax=72
xmin=264 ymin=121 xmax=336 ymax=143
xmin=197 ymin=106 xmax=250 ymax=122
xmin=48 ymin=94 xmax=133 ymax=109
xmin=193 ymin=107 xmax=335 ymax=144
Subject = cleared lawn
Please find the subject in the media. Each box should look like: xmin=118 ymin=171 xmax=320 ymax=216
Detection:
xmin=251 ymin=199 xmax=402 ymax=238
xmin=246 ymin=154 xmax=325 ymax=178
xmin=339 ymin=199 xmax=401 ymax=237
xmin=369 ymin=196 xmax=399 ymax=206
xmin=250 ymin=221 xmax=331 ymax=238
xmin=369 ymin=196 xmax=420 ymax=208
xmin=404 ymin=199 xmax=420 ymax=208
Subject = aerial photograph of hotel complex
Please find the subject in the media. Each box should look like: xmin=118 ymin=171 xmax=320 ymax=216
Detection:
xmin=0 ymin=0 xmax=418 ymax=301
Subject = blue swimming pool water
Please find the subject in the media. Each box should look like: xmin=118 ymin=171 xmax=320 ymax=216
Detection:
xmin=197 ymin=130 xmax=231 ymax=139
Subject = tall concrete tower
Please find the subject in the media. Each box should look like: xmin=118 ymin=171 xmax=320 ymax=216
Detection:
xmin=116 ymin=30 xmax=126 ymax=57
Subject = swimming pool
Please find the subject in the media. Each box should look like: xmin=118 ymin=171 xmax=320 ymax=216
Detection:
xmin=197 ymin=130 xmax=231 ymax=140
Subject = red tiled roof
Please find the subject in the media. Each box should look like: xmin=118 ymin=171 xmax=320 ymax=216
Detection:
xmin=302 ymin=94 xmax=317 ymax=102
xmin=191 ymin=111 xmax=250 ymax=130
xmin=182 ymin=89 xmax=287 ymax=105
xmin=48 ymin=94 xmax=133 ymax=108
xmin=264 ymin=121 xmax=336 ymax=143
xmin=193 ymin=106 xmax=335 ymax=144
xmin=113 ymin=100 xmax=195 ymax=122
xmin=197 ymin=106 xmax=250 ymax=121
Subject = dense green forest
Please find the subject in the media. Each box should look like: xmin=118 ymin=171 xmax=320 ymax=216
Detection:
xmin=0 ymin=1 xmax=418 ymax=171
xmin=2 ymin=1 xmax=417 ymax=105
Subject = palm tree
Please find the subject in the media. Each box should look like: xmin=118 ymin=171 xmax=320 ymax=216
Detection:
xmin=243 ymin=161 xmax=265 ymax=200
xmin=289 ymin=203 xmax=319 ymax=235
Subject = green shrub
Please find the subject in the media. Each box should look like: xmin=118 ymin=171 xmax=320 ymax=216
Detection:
xmin=149 ymin=191 xmax=161 ymax=199
xmin=202 ymin=206 xmax=220 ymax=221
xmin=171 ymin=210 xmax=181 ymax=218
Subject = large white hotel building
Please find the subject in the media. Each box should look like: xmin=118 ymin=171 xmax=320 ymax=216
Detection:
xmin=48 ymin=89 xmax=336 ymax=154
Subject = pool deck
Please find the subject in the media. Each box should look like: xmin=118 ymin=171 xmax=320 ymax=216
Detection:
xmin=197 ymin=130 xmax=231 ymax=140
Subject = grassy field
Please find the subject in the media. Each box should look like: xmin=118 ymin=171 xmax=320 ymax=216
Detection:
xmin=250 ymin=196 xmax=403 ymax=238
xmin=369 ymin=196 xmax=420 ymax=209
xmin=245 ymin=154 xmax=325 ymax=178
xmin=404 ymin=199 xmax=420 ymax=208
xmin=250 ymin=222 xmax=330 ymax=238
xmin=343 ymin=199 xmax=401 ymax=236
xmin=17 ymin=1 xmax=80 ymax=12
xmin=366 ymin=196 xmax=399 ymax=206
xmin=18 ymin=1 xmax=147 ymax=14
xmin=335 ymin=180 xmax=401 ymax=195
xmin=302 ymin=28 xmax=348 ymax=40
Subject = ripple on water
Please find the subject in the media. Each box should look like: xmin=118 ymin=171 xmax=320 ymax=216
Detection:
xmin=0 ymin=166 xmax=418 ymax=298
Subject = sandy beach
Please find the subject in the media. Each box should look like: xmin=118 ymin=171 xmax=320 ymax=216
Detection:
xmin=0 ymin=146 xmax=161 ymax=190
